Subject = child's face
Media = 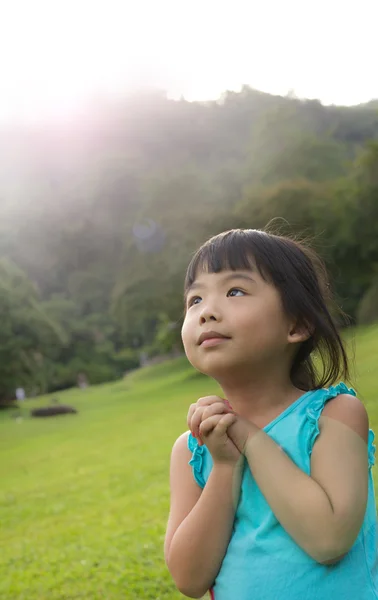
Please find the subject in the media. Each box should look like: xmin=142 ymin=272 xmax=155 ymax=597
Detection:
xmin=181 ymin=267 xmax=296 ymax=380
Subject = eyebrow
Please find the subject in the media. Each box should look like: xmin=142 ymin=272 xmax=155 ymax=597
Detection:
xmin=187 ymin=272 xmax=256 ymax=293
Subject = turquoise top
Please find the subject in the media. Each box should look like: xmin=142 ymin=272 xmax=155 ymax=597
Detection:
xmin=187 ymin=383 xmax=378 ymax=600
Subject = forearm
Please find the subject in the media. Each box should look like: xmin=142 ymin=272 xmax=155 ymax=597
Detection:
xmin=242 ymin=429 xmax=354 ymax=562
xmin=167 ymin=461 xmax=242 ymax=598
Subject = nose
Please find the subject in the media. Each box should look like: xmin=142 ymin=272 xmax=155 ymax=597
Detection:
xmin=199 ymin=302 xmax=221 ymax=324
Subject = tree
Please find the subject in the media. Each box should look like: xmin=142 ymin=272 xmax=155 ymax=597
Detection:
xmin=0 ymin=260 xmax=64 ymax=404
xmin=1 ymin=88 xmax=378 ymax=393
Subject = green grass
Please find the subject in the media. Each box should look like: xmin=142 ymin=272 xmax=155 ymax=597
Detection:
xmin=1 ymin=330 xmax=377 ymax=600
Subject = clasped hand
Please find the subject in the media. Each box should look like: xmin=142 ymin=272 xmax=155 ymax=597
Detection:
xmin=187 ymin=396 xmax=255 ymax=465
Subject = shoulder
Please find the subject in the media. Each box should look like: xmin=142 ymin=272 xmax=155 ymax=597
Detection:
xmin=171 ymin=430 xmax=191 ymax=457
xmin=171 ymin=430 xmax=210 ymax=489
xmin=321 ymin=393 xmax=369 ymax=444
xmin=171 ymin=430 xmax=203 ymax=465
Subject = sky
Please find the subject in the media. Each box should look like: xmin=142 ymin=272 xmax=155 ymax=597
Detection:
xmin=0 ymin=0 xmax=377 ymax=122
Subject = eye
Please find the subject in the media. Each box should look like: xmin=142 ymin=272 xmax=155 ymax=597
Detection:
xmin=187 ymin=295 xmax=202 ymax=308
xmin=227 ymin=288 xmax=245 ymax=297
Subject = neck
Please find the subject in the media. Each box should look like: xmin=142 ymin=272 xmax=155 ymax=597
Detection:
xmin=216 ymin=367 xmax=304 ymax=426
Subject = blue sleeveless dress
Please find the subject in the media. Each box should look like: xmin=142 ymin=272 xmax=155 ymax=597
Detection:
xmin=187 ymin=383 xmax=378 ymax=599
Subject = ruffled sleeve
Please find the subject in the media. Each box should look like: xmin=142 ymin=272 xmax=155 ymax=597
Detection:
xmin=306 ymin=382 xmax=376 ymax=469
xmin=368 ymin=429 xmax=376 ymax=468
xmin=188 ymin=432 xmax=207 ymax=488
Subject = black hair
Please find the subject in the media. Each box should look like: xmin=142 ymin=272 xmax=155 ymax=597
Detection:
xmin=183 ymin=228 xmax=350 ymax=391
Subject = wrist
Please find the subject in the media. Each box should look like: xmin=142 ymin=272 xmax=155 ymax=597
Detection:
xmin=212 ymin=456 xmax=244 ymax=473
xmin=243 ymin=423 xmax=263 ymax=458
xmin=228 ymin=418 xmax=260 ymax=455
xmin=212 ymin=459 xmax=239 ymax=473
xmin=212 ymin=458 xmax=244 ymax=507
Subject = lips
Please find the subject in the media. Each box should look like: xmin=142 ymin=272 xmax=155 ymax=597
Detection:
xmin=198 ymin=331 xmax=231 ymax=345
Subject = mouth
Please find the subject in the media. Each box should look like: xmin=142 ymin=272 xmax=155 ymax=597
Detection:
xmin=200 ymin=337 xmax=230 ymax=348
xmin=198 ymin=331 xmax=231 ymax=346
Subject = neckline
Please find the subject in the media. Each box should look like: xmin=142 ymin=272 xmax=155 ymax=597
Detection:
xmin=262 ymin=389 xmax=315 ymax=433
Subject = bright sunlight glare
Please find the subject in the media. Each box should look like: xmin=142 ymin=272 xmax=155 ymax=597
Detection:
xmin=0 ymin=0 xmax=377 ymax=123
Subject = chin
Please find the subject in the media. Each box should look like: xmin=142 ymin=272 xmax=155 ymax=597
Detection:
xmin=192 ymin=355 xmax=240 ymax=380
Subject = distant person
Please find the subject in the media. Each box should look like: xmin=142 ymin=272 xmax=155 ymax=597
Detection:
xmin=165 ymin=228 xmax=377 ymax=599
xmin=77 ymin=373 xmax=88 ymax=389
xmin=15 ymin=387 xmax=25 ymax=402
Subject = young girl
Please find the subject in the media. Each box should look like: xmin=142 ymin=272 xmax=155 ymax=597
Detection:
xmin=164 ymin=228 xmax=377 ymax=600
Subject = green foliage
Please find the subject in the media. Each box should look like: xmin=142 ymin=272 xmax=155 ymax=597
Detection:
xmin=113 ymin=347 xmax=140 ymax=373
xmin=0 ymin=260 xmax=65 ymax=404
xmin=39 ymin=300 xmax=128 ymax=391
xmin=1 ymin=88 xmax=378 ymax=393
xmin=142 ymin=313 xmax=182 ymax=357
xmin=236 ymin=178 xmax=333 ymax=233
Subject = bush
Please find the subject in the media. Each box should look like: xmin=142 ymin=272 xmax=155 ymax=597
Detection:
xmin=31 ymin=404 xmax=78 ymax=417
xmin=113 ymin=348 xmax=140 ymax=372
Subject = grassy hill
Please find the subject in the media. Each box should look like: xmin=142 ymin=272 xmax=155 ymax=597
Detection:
xmin=1 ymin=327 xmax=377 ymax=600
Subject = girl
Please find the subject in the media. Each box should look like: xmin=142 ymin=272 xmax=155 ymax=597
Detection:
xmin=164 ymin=228 xmax=377 ymax=600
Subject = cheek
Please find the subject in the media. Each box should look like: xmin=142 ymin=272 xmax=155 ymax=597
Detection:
xmin=237 ymin=299 xmax=286 ymax=338
xmin=181 ymin=317 xmax=199 ymax=367
xmin=181 ymin=316 xmax=192 ymax=349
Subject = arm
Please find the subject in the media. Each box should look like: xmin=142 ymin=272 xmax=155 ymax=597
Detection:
xmin=164 ymin=432 xmax=243 ymax=598
xmin=228 ymin=394 xmax=369 ymax=564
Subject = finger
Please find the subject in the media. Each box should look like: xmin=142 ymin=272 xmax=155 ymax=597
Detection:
xmin=193 ymin=402 xmax=231 ymax=436
xmin=202 ymin=402 xmax=232 ymax=422
xmin=213 ymin=413 xmax=238 ymax=437
xmin=199 ymin=412 xmax=237 ymax=438
xmin=198 ymin=413 xmax=237 ymax=445
xmin=188 ymin=396 xmax=228 ymax=430
xmin=190 ymin=406 xmax=207 ymax=439
xmin=187 ymin=403 xmax=198 ymax=431
xmin=196 ymin=395 xmax=225 ymax=407
xmin=187 ymin=399 xmax=215 ymax=433
xmin=188 ymin=397 xmax=231 ymax=439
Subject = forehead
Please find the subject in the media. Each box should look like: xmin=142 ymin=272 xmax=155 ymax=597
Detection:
xmin=187 ymin=268 xmax=259 ymax=290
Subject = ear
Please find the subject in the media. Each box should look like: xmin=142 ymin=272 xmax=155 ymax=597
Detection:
xmin=287 ymin=320 xmax=313 ymax=345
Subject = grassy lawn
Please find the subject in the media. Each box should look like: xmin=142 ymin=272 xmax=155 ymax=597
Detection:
xmin=1 ymin=327 xmax=377 ymax=600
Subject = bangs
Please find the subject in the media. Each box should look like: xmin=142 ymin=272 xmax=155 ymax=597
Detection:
xmin=184 ymin=229 xmax=271 ymax=295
